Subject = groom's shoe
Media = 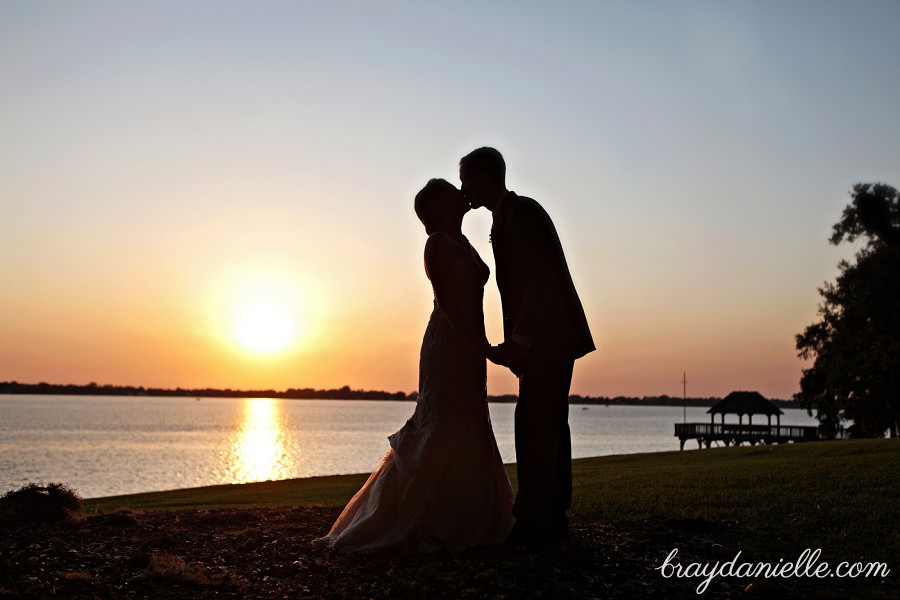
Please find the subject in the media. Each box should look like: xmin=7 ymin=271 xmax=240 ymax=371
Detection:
xmin=504 ymin=523 xmax=570 ymax=552
xmin=502 ymin=523 xmax=533 ymax=551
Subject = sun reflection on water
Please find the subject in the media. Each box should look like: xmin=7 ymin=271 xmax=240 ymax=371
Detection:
xmin=227 ymin=398 xmax=294 ymax=484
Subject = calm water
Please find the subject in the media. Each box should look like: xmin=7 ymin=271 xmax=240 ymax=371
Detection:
xmin=0 ymin=395 xmax=817 ymax=498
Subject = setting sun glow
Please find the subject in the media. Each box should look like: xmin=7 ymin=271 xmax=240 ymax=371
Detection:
xmin=234 ymin=292 xmax=296 ymax=353
xmin=222 ymin=275 xmax=307 ymax=356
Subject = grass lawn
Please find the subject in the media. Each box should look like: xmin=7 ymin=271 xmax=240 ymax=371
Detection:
xmin=568 ymin=438 xmax=899 ymax=560
xmin=86 ymin=439 xmax=899 ymax=561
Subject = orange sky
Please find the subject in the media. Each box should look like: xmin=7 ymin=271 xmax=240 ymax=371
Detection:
xmin=3 ymin=2 xmax=899 ymax=399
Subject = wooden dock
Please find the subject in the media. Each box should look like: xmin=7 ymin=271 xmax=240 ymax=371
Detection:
xmin=675 ymin=422 xmax=819 ymax=450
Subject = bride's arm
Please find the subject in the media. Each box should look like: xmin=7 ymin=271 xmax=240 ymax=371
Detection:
xmin=424 ymin=234 xmax=490 ymax=355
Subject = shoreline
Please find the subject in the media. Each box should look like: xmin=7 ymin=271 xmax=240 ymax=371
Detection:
xmin=3 ymin=398 xmax=822 ymax=502
xmin=84 ymin=439 xmax=897 ymax=515
xmin=0 ymin=385 xmax=802 ymax=408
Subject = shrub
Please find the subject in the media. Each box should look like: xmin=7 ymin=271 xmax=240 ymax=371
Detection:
xmin=0 ymin=483 xmax=83 ymax=524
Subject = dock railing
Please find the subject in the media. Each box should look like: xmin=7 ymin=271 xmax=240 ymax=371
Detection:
xmin=675 ymin=422 xmax=820 ymax=449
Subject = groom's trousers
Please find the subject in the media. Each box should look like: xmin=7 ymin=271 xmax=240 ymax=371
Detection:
xmin=512 ymin=356 xmax=574 ymax=539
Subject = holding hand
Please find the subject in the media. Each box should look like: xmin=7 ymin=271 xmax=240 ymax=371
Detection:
xmin=487 ymin=341 xmax=528 ymax=375
xmin=486 ymin=344 xmax=508 ymax=367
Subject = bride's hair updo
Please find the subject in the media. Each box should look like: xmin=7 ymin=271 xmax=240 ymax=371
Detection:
xmin=414 ymin=178 xmax=457 ymax=227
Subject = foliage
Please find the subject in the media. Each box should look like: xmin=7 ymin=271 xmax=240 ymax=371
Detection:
xmin=0 ymin=482 xmax=83 ymax=524
xmin=796 ymin=183 xmax=900 ymax=438
xmin=2 ymin=380 xmax=779 ymax=406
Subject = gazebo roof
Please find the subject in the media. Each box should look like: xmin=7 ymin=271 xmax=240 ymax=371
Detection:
xmin=707 ymin=391 xmax=783 ymax=416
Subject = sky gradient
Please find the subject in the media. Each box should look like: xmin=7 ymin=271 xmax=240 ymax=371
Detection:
xmin=2 ymin=1 xmax=899 ymax=399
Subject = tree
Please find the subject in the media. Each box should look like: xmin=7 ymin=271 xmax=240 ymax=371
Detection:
xmin=796 ymin=183 xmax=900 ymax=438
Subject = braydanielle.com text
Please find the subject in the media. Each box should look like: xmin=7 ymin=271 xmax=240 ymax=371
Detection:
xmin=656 ymin=548 xmax=890 ymax=594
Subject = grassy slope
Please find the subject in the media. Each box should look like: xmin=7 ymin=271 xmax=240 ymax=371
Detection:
xmin=569 ymin=439 xmax=899 ymax=558
xmin=86 ymin=439 xmax=899 ymax=558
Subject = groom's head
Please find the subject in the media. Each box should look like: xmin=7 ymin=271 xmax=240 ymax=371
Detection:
xmin=459 ymin=147 xmax=506 ymax=210
xmin=415 ymin=178 xmax=467 ymax=234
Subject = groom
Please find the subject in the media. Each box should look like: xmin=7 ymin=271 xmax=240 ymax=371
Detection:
xmin=460 ymin=147 xmax=595 ymax=548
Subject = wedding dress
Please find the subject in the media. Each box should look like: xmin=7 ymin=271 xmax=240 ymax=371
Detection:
xmin=318 ymin=234 xmax=513 ymax=554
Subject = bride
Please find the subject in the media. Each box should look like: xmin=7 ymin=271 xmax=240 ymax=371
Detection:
xmin=316 ymin=178 xmax=514 ymax=554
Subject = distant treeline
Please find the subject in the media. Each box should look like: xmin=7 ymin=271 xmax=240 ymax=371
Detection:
xmin=0 ymin=381 xmax=799 ymax=408
xmin=0 ymin=381 xmax=410 ymax=401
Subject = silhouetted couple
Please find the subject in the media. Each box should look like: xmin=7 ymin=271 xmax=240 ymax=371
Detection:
xmin=317 ymin=148 xmax=594 ymax=553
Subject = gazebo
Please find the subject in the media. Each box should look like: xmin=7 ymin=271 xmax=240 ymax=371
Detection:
xmin=676 ymin=390 xmax=816 ymax=449
xmin=708 ymin=391 xmax=782 ymax=427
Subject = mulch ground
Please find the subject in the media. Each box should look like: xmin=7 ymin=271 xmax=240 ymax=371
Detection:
xmin=0 ymin=507 xmax=893 ymax=599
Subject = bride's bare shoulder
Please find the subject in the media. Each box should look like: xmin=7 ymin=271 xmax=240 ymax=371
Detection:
xmin=423 ymin=232 xmax=464 ymax=262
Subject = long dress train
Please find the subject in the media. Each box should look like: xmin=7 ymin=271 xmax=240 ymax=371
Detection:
xmin=317 ymin=236 xmax=513 ymax=554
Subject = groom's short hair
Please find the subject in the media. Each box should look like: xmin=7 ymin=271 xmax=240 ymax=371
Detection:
xmin=414 ymin=178 xmax=455 ymax=224
xmin=460 ymin=147 xmax=506 ymax=186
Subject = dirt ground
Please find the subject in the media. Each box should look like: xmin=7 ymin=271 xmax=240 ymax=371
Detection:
xmin=0 ymin=506 xmax=892 ymax=599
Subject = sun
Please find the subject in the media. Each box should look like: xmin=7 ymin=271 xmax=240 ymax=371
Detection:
xmin=228 ymin=278 xmax=304 ymax=355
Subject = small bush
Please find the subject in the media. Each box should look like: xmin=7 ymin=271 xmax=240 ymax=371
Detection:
xmin=0 ymin=483 xmax=83 ymax=524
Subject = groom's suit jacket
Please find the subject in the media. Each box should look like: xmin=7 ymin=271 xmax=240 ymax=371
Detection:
xmin=491 ymin=191 xmax=595 ymax=364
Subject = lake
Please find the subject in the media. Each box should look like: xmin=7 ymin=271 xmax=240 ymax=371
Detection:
xmin=0 ymin=395 xmax=818 ymax=499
